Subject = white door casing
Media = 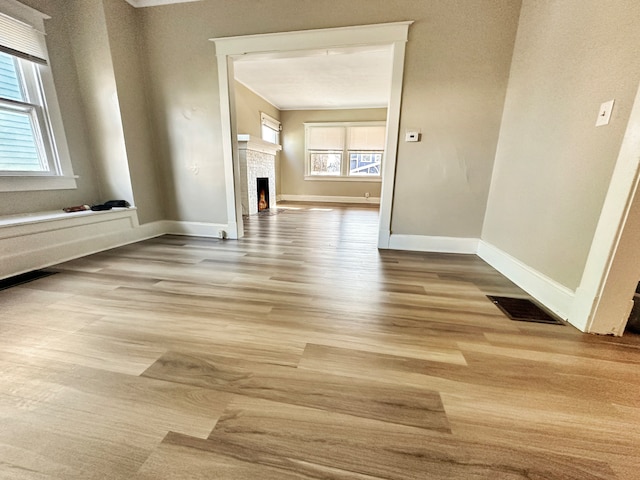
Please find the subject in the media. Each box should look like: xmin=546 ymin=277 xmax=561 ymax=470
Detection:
xmin=211 ymin=22 xmax=412 ymax=244
xmin=570 ymin=80 xmax=640 ymax=335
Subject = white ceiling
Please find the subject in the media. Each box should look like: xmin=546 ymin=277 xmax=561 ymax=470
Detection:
xmin=234 ymin=46 xmax=393 ymax=110
xmin=125 ymin=0 xmax=201 ymax=7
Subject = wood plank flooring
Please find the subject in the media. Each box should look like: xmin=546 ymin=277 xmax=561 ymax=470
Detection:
xmin=1 ymin=202 xmax=639 ymax=479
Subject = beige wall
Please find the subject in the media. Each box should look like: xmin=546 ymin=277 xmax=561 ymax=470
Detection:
xmin=64 ymin=0 xmax=135 ymax=206
xmin=139 ymin=0 xmax=521 ymax=228
xmin=3 ymin=0 xmax=520 ymax=241
xmin=140 ymin=4 xmax=228 ymax=222
xmin=482 ymin=0 xmax=640 ymax=290
xmin=235 ymin=81 xmax=280 ymax=139
xmin=390 ymin=2 xmax=521 ymax=237
xmin=280 ymin=109 xmax=386 ymax=198
xmin=0 ymin=0 xmax=102 ymax=216
xmin=103 ymin=0 xmax=164 ymax=224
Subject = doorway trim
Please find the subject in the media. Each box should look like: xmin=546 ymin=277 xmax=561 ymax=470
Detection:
xmin=211 ymin=22 xmax=412 ymax=242
xmin=570 ymin=80 xmax=640 ymax=335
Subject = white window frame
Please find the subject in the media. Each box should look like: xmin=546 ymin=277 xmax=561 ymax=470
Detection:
xmin=304 ymin=121 xmax=385 ymax=182
xmin=260 ymin=111 xmax=281 ymax=146
xmin=0 ymin=0 xmax=76 ymax=192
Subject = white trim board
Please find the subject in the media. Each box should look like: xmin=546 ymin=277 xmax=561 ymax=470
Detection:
xmin=378 ymin=38 xmax=408 ymax=249
xmin=278 ymin=194 xmax=380 ymax=205
xmin=477 ymin=240 xmax=575 ymax=321
xmin=237 ymin=134 xmax=282 ymax=155
xmin=388 ymin=234 xmax=479 ymax=254
xmin=162 ymin=220 xmax=229 ymax=238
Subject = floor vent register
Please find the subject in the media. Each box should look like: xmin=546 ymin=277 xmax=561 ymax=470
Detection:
xmin=487 ymin=295 xmax=564 ymax=325
xmin=0 ymin=270 xmax=57 ymax=292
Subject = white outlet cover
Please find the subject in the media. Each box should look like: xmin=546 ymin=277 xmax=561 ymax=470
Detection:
xmin=596 ymin=100 xmax=615 ymax=127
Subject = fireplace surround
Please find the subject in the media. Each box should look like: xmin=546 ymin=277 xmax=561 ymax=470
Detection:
xmin=237 ymin=135 xmax=281 ymax=215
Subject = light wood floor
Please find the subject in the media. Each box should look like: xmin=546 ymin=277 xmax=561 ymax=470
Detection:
xmin=1 ymin=203 xmax=639 ymax=479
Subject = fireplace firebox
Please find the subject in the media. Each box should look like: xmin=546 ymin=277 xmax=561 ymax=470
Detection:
xmin=257 ymin=177 xmax=269 ymax=212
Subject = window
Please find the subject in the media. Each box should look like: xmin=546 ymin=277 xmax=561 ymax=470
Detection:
xmin=305 ymin=122 xmax=385 ymax=180
xmin=307 ymin=125 xmax=344 ymax=176
xmin=261 ymin=112 xmax=281 ymax=145
xmin=347 ymin=124 xmax=385 ymax=176
xmin=0 ymin=1 xmax=75 ymax=191
xmin=0 ymin=51 xmax=54 ymax=173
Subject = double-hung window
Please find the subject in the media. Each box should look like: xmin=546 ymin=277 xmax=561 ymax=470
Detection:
xmin=0 ymin=1 xmax=75 ymax=191
xmin=305 ymin=121 xmax=385 ymax=180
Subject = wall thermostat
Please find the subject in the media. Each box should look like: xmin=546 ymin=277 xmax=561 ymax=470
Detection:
xmin=405 ymin=131 xmax=420 ymax=142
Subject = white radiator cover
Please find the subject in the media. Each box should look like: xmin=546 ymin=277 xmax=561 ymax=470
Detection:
xmin=0 ymin=208 xmax=151 ymax=280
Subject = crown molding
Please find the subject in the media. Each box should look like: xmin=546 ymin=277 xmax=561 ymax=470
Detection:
xmin=125 ymin=0 xmax=201 ymax=7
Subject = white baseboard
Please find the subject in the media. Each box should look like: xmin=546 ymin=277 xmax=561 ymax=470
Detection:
xmin=134 ymin=220 xmax=167 ymax=240
xmin=162 ymin=220 xmax=228 ymax=238
xmin=278 ymin=194 xmax=380 ymax=205
xmin=477 ymin=240 xmax=575 ymax=320
xmin=388 ymin=234 xmax=479 ymax=254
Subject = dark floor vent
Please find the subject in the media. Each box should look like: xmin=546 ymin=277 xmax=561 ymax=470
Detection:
xmin=0 ymin=270 xmax=57 ymax=292
xmin=487 ymin=295 xmax=564 ymax=325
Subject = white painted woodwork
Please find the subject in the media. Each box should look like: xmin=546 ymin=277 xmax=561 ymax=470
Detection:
xmin=570 ymin=81 xmax=640 ymax=334
xmin=0 ymin=208 xmax=152 ymax=280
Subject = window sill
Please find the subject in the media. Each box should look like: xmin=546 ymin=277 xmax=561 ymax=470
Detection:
xmin=304 ymin=175 xmax=382 ymax=183
xmin=0 ymin=175 xmax=78 ymax=193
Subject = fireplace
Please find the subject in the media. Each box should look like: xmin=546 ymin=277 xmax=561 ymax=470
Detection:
xmin=237 ymin=135 xmax=280 ymax=215
xmin=257 ymin=177 xmax=269 ymax=212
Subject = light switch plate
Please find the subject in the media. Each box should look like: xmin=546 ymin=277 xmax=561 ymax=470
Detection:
xmin=596 ymin=100 xmax=615 ymax=126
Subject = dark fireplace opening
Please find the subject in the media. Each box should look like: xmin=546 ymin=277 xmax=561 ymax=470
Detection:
xmin=257 ymin=177 xmax=269 ymax=212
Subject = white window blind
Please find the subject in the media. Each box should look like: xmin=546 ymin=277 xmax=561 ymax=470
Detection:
xmin=348 ymin=125 xmax=386 ymax=151
xmin=260 ymin=112 xmax=281 ymax=145
xmin=307 ymin=126 xmax=345 ymax=151
xmin=260 ymin=112 xmax=280 ymax=131
xmin=0 ymin=12 xmax=47 ymax=64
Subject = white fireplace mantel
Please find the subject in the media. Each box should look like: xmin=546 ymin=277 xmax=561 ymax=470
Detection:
xmin=237 ymin=135 xmax=282 ymax=155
